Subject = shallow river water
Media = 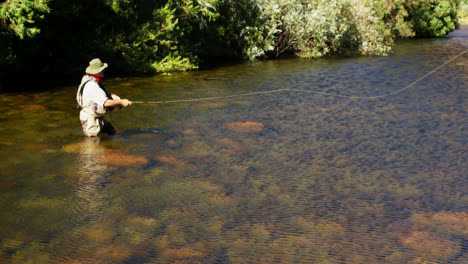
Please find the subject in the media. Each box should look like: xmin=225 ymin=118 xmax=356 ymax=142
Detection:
xmin=0 ymin=27 xmax=467 ymax=263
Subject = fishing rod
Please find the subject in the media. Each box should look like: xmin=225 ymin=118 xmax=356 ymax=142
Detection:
xmin=131 ymin=48 xmax=468 ymax=105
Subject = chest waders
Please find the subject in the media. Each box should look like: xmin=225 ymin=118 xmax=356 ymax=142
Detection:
xmin=77 ymin=75 xmax=116 ymax=136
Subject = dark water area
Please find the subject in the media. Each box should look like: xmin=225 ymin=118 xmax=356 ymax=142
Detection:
xmin=0 ymin=27 xmax=467 ymax=263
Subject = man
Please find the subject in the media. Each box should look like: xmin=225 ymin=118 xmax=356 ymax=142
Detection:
xmin=76 ymin=58 xmax=132 ymax=137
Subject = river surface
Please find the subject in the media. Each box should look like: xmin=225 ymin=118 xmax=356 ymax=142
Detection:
xmin=1 ymin=26 xmax=467 ymax=264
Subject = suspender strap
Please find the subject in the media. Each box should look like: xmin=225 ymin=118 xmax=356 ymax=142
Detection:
xmin=78 ymin=80 xmax=91 ymax=106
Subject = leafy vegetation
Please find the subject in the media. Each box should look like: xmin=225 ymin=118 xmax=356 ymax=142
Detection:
xmin=458 ymin=0 xmax=468 ymax=24
xmin=0 ymin=0 xmax=50 ymax=39
xmin=407 ymin=0 xmax=459 ymax=37
xmin=0 ymin=0 xmax=463 ymax=87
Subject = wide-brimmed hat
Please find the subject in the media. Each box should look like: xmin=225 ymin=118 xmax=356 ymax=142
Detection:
xmin=85 ymin=58 xmax=108 ymax=74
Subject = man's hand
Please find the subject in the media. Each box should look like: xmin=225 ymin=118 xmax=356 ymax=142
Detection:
xmin=120 ymin=99 xmax=132 ymax=107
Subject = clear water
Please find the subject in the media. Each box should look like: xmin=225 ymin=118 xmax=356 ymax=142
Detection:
xmin=0 ymin=27 xmax=467 ymax=263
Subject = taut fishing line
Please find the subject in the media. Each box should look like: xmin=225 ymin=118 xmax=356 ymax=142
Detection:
xmin=132 ymin=49 xmax=467 ymax=105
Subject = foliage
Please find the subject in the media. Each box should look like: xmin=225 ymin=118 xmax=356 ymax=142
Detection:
xmin=0 ymin=0 xmax=463 ymax=86
xmin=251 ymin=0 xmax=394 ymax=59
xmin=109 ymin=1 xmax=181 ymax=72
xmin=213 ymin=0 xmax=270 ymax=60
xmin=0 ymin=0 xmax=50 ymax=68
xmin=108 ymin=0 xmax=219 ymax=72
xmin=152 ymin=53 xmax=199 ymax=73
xmin=457 ymin=0 xmax=468 ymax=23
xmin=406 ymin=0 xmax=459 ymax=37
xmin=373 ymin=0 xmax=414 ymax=38
xmin=0 ymin=0 xmax=50 ymax=39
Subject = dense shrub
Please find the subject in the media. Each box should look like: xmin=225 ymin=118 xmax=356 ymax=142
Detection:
xmin=461 ymin=0 xmax=468 ymax=21
xmin=243 ymin=0 xmax=395 ymax=59
xmin=0 ymin=0 xmax=463 ymax=84
xmin=406 ymin=0 xmax=459 ymax=37
xmin=213 ymin=0 xmax=269 ymax=60
xmin=374 ymin=0 xmax=414 ymax=38
xmin=106 ymin=0 xmax=219 ymax=73
xmin=0 ymin=0 xmax=50 ymax=67
xmin=0 ymin=0 xmax=50 ymax=39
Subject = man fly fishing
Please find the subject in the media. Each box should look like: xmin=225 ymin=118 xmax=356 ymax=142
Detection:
xmin=76 ymin=58 xmax=132 ymax=137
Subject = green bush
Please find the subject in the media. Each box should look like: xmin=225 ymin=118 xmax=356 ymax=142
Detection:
xmin=373 ymin=0 xmax=414 ymax=38
xmin=250 ymin=0 xmax=393 ymax=59
xmin=210 ymin=0 xmax=269 ymax=60
xmin=152 ymin=53 xmax=199 ymax=74
xmin=109 ymin=1 xmax=181 ymax=72
xmin=0 ymin=0 xmax=50 ymax=39
xmin=406 ymin=0 xmax=459 ymax=37
xmin=457 ymin=0 xmax=468 ymax=23
xmin=0 ymin=0 xmax=463 ymax=84
xmin=0 ymin=0 xmax=50 ymax=68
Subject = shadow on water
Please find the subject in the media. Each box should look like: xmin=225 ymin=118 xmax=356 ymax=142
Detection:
xmin=0 ymin=26 xmax=467 ymax=263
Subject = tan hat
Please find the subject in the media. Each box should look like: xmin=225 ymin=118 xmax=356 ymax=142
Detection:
xmin=85 ymin=58 xmax=108 ymax=74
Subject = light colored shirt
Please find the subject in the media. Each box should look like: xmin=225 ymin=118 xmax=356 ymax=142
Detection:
xmin=82 ymin=81 xmax=108 ymax=108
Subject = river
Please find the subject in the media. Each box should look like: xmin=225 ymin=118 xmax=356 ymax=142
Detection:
xmin=0 ymin=26 xmax=467 ymax=263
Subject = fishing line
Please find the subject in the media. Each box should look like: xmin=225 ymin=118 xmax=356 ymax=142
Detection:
xmin=132 ymin=48 xmax=467 ymax=104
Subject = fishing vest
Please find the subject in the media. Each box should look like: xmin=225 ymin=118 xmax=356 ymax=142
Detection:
xmin=76 ymin=75 xmax=113 ymax=117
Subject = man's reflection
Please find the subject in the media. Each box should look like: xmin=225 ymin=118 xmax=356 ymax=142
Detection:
xmin=74 ymin=137 xmax=110 ymax=221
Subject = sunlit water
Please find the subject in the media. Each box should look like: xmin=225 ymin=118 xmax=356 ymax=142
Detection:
xmin=1 ymin=26 xmax=467 ymax=264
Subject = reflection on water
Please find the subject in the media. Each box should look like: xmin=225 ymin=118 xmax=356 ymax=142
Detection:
xmin=73 ymin=137 xmax=110 ymax=221
xmin=0 ymin=27 xmax=467 ymax=263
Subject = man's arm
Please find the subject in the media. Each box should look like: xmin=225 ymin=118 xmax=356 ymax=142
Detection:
xmin=104 ymin=98 xmax=132 ymax=107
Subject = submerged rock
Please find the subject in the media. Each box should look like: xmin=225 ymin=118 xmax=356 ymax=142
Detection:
xmin=400 ymin=231 xmax=460 ymax=259
xmin=183 ymin=141 xmax=216 ymax=159
xmin=182 ymin=129 xmax=199 ymax=136
xmin=410 ymin=211 xmax=468 ymax=236
xmin=19 ymin=104 xmax=47 ymax=110
xmin=431 ymin=211 xmax=468 ymax=236
xmin=63 ymin=142 xmax=87 ymax=154
xmin=92 ymin=244 xmax=133 ymax=262
xmin=9 ymin=242 xmax=53 ymax=263
xmin=161 ymin=247 xmax=206 ymax=260
xmin=155 ymin=155 xmax=189 ymax=167
xmin=96 ymin=150 xmax=149 ymax=167
xmin=1 ymin=237 xmax=25 ymax=252
xmin=0 ymin=180 xmax=17 ymax=188
xmin=85 ymin=225 xmax=115 ymax=243
xmin=18 ymin=197 xmax=67 ymax=209
xmin=206 ymin=193 xmax=234 ymax=205
xmin=23 ymin=144 xmax=50 ymax=151
xmin=124 ymin=215 xmax=160 ymax=230
xmin=223 ymin=121 xmax=265 ymax=133
xmin=214 ymin=138 xmax=245 ymax=155
xmin=121 ymin=215 xmax=160 ymax=245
